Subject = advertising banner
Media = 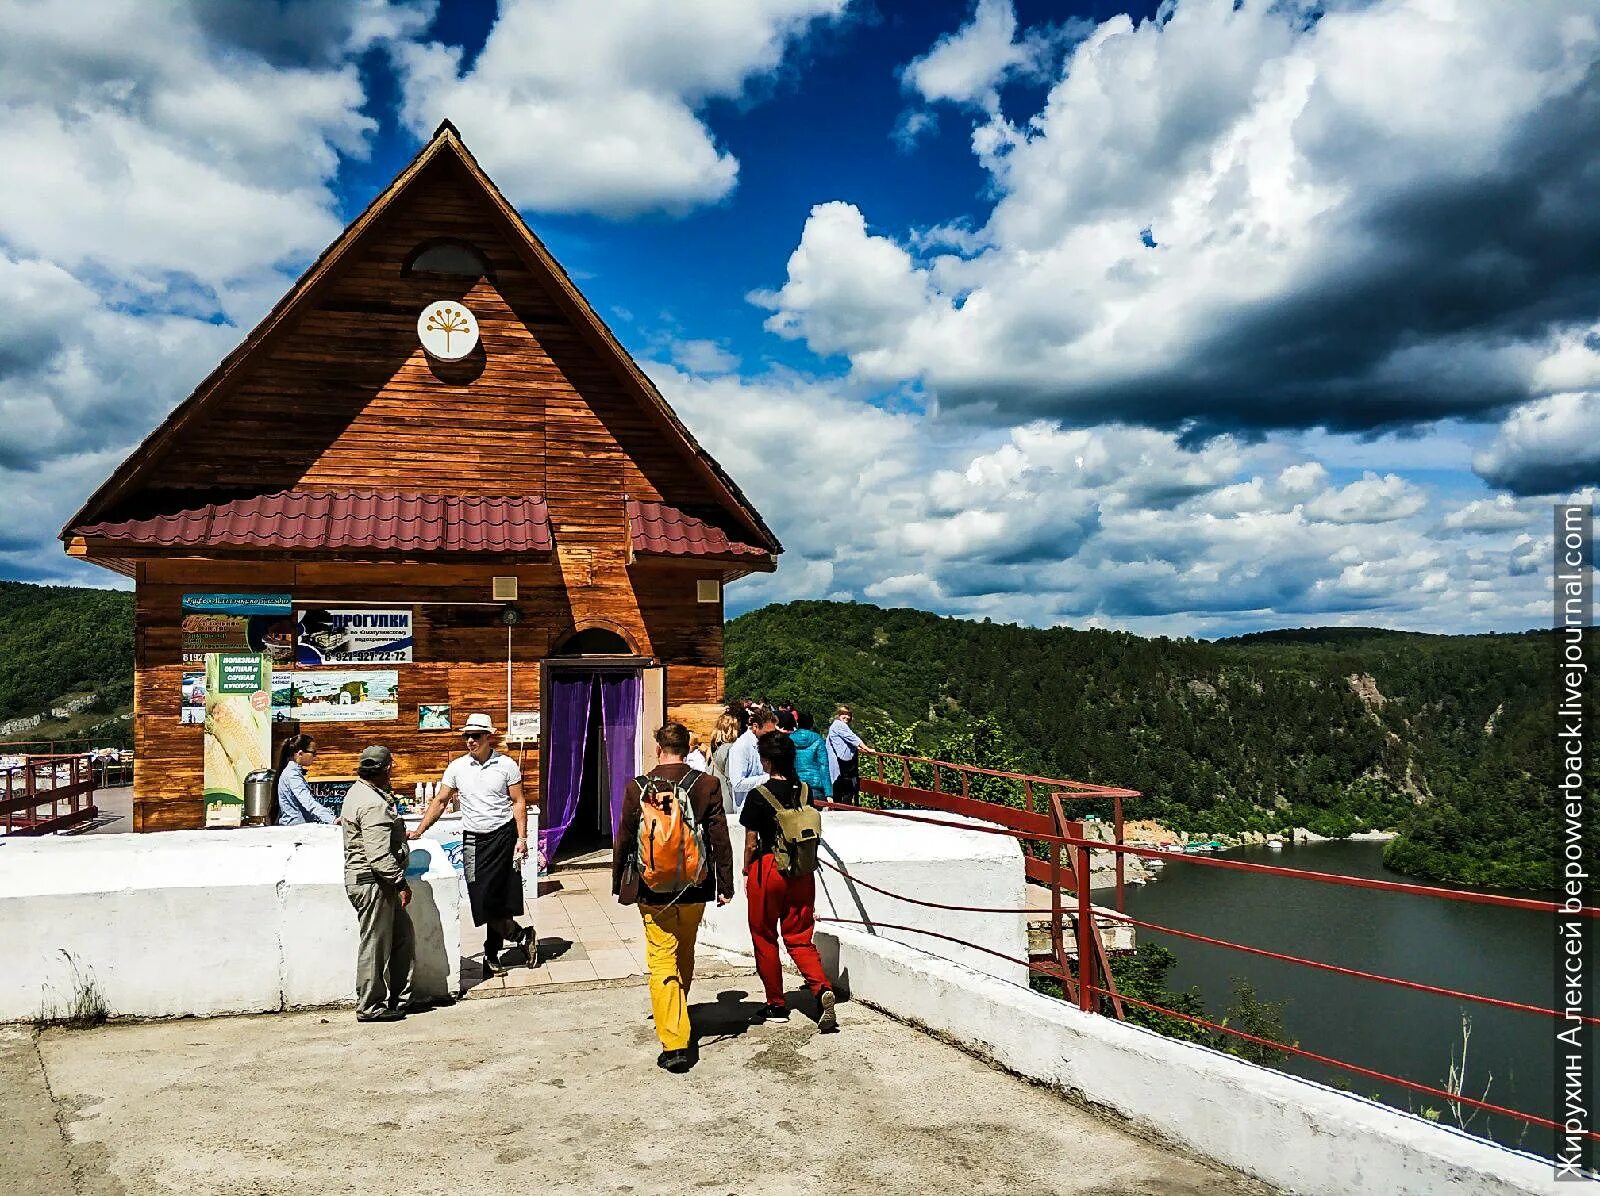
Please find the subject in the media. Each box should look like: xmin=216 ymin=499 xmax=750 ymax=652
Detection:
xmin=203 ymin=652 xmax=270 ymax=828
xmin=186 ymin=669 xmax=293 ymax=723
xmin=295 ymin=608 xmax=413 ymax=665
xmin=182 ymin=593 xmax=294 ymax=665
xmin=290 ymin=670 xmax=399 ymax=723
xmin=184 ymin=593 xmax=293 ymax=615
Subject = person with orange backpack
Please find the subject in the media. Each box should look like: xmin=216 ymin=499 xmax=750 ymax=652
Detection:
xmin=612 ymin=721 xmax=734 ymax=1072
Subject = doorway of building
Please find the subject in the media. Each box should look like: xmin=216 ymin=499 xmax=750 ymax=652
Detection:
xmin=560 ymin=678 xmax=614 ymax=858
xmin=540 ymin=665 xmax=641 ymax=865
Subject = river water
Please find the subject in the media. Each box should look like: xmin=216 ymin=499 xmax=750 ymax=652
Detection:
xmin=1106 ymin=841 xmax=1556 ymax=1157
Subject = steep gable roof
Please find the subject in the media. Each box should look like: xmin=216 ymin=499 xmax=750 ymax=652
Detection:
xmin=62 ymin=122 xmax=780 ymax=557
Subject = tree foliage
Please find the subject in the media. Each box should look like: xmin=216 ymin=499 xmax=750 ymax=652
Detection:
xmin=728 ymin=600 xmax=1580 ymax=891
xmin=0 ymin=581 xmax=133 ymax=726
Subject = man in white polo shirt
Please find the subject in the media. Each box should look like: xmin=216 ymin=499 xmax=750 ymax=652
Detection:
xmin=410 ymin=712 xmax=532 ymax=974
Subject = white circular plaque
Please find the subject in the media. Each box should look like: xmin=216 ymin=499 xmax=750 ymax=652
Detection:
xmin=417 ymin=300 xmax=480 ymax=360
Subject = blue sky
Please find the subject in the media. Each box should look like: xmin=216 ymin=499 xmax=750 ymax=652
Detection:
xmin=1 ymin=0 xmax=1597 ymax=637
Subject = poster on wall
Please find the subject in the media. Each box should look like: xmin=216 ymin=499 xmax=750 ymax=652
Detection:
xmin=203 ymin=652 xmax=270 ymax=828
xmin=505 ymin=711 xmax=541 ymax=743
xmin=295 ymin=608 xmax=413 ymax=665
xmin=291 ymin=670 xmax=399 ymax=723
xmin=270 ymin=672 xmax=296 ymax=722
xmin=181 ymin=670 xmax=205 ymax=725
xmin=182 ymin=594 xmax=294 ymax=665
xmin=187 ymin=670 xmax=294 ymax=723
xmin=418 ymin=704 xmax=452 ymax=731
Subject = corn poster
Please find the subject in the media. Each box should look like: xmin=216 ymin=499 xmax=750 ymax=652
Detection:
xmin=203 ymin=652 xmax=270 ymax=828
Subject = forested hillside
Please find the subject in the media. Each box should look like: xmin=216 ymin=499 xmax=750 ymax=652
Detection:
xmin=0 ymin=580 xmax=134 ymax=728
xmin=727 ymin=601 xmax=1579 ymax=891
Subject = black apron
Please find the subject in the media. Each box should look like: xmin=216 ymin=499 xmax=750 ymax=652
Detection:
xmin=463 ymin=818 xmax=523 ymax=926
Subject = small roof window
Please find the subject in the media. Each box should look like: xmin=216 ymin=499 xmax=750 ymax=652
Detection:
xmin=404 ymin=240 xmax=490 ymax=278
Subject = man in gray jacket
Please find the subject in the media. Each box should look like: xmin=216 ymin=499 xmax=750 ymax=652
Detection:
xmin=343 ymin=745 xmax=413 ymax=1022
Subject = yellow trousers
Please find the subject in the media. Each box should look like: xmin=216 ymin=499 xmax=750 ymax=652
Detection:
xmin=639 ymin=902 xmax=704 ymax=1051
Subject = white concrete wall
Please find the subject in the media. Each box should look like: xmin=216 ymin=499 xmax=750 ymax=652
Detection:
xmin=699 ymin=808 xmax=1027 ymax=985
xmin=0 ymin=827 xmax=461 ymax=1022
xmin=820 ymin=926 xmax=1564 ymax=1196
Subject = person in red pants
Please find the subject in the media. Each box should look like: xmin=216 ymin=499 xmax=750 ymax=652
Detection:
xmin=740 ymin=731 xmax=838 ymax=1032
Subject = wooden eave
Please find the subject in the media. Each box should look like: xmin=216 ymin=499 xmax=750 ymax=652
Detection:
xmin=61 ymin=121 xmax=782 ymax=560
xmin=67 ymin=537 xmax=555 ymax=568
xmin=625 ymin=548 xmax=777 ymax=577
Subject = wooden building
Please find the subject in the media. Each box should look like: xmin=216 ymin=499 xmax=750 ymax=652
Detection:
xmin=61 ymin=122 xmax=780 ymax=845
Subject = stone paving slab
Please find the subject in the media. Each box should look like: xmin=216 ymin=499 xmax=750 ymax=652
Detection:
xmin=9 ymin=980 xmax=1273 ymax=1196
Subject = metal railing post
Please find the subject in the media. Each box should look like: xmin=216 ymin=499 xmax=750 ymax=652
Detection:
xmin=1050 ymin=817 xmax=1065 ymax=988
xmin=1075 ymin=840 xmax=1095 ymax=1013
xmin=1114 ymin=795 xmax=1125 ymax=913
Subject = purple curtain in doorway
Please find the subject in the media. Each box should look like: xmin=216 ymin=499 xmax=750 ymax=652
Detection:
xmin=539 ymin=674 xmax=593 ymax=867
xmin=598 ymin=673 xmax=641 ymax=837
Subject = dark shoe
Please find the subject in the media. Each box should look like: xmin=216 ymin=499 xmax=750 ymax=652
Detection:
xmin=355 ymin=1009 xmax=405 ymax=1023
xmin=817 ymin=989 xmax=838 ymax=1034
xmin=520 ymin=925 xmax=539 ymax=967
xmin=759 ymin=1002 xmax=790 ymax=1023
xmin=657 ymin=1048 xmax=693 ymax=1073
xmin=483 ymin=937 xmax=504 ymax=975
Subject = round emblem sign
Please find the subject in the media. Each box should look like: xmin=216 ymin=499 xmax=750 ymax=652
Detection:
xmin=417 ymin=301 xmax=480 ymax=360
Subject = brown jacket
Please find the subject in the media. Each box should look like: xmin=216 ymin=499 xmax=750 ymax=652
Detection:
xmin=612 ymin=764 xmax=734 ymax=906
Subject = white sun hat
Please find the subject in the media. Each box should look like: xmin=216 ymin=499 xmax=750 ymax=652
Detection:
xmin=461 ymin=713 xmax=497 ymax=735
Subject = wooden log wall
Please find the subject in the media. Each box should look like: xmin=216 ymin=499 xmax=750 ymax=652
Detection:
xmin=132 ymin=557 xmax=725 ymax=830
xmin=120 ymin=154 xmax=749 ymax=547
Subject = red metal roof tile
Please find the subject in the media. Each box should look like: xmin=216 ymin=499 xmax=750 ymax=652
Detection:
xmin=626 ymin=499 xmax=769 ymax=559
xmin=75 ymin=491 xmax=553 ymax=554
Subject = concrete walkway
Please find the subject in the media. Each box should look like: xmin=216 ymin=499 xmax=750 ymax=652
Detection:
xmin=3 ymin=980 xmax=1271 ymax=1196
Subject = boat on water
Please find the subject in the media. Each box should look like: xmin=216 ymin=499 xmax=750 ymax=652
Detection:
xmin=1266 ymin=840 xmax=1284 ymax=851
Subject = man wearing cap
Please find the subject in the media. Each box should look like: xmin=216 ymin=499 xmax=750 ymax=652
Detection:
xmin=343 ymin=745 xmax=414 ymax=1022
xmin=411 ymin=713 xmax=532 ymax=973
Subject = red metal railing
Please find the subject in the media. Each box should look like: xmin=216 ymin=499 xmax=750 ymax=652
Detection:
xmin=822 ymin=748 xmax=1600 ymax=1147
xmin=0 ymin=754 xmax=99 ymax=835
xmin=0 ymin=739 xmax=132 ymax=787
xmin=859 ymin=749 xmax=1138 ymax=911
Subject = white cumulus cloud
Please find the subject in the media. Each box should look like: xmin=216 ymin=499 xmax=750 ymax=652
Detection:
xmin=758 ymin=0 xmax=1600 ymax=451
xmin=394 ymin=0 xmax=846 ymax=216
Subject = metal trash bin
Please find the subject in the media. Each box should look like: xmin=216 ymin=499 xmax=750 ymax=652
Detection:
xmin=243 ymin=770 xmax=276 ymax=826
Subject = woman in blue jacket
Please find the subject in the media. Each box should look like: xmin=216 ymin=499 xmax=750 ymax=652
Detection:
xmin=276 ymin=734 xmax=335 ymax=825
xmin=785 ymin=710 xmax=833 ymax=800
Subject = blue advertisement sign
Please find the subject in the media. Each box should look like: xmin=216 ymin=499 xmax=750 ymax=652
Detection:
xmin=182 ymin=593 xmax=293 ymax=616
xmin=295 ymin=608 xmax=414 ymax=665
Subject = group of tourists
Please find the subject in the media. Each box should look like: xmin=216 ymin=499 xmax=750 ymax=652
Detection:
xmin=701 ymin=699 xmax=868 ymax=809
xmin=613 ymin=705 xmax=850 ymax=1073
xmin=290 ymin=697 xmax=869 ymax=1059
